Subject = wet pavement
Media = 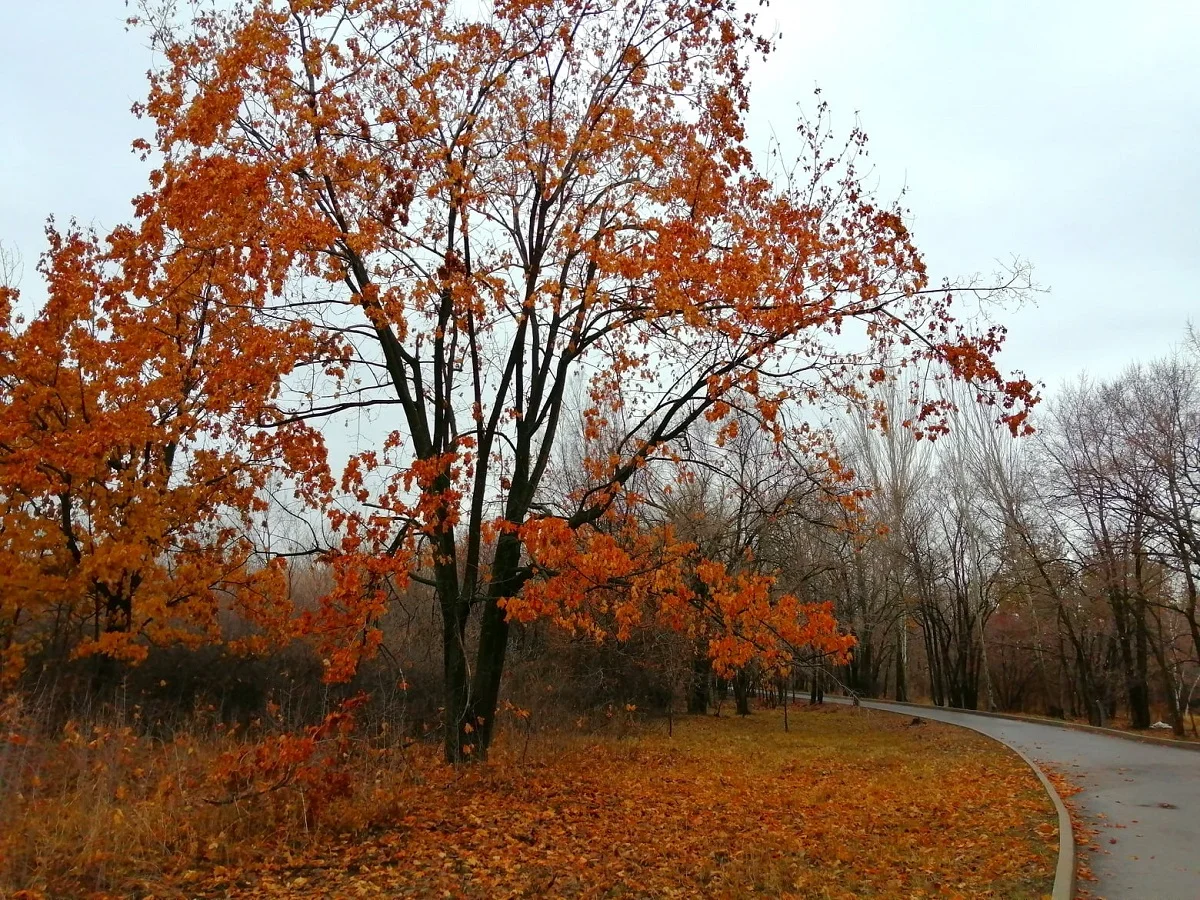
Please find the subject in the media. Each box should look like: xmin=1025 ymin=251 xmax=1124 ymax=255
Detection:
xmin=834 ymin=698 xmax=1200 ymax=900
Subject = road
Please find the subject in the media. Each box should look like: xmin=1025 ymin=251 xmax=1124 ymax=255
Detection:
xmin=833 ymin=698 xmax=1200 ymax=900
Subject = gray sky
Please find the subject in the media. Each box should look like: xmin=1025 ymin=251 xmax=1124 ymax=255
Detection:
xmin=2 ymin=1 xmax=1197 ymax=390
xmin=754 ymin=1 xmax=1200 ymax=386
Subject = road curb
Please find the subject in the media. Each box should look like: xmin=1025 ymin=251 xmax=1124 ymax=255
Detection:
xmin=832 ymin=698 xmax=1076 ymax=900
xmin=844 ymin=695 xmax=1200 ymax=753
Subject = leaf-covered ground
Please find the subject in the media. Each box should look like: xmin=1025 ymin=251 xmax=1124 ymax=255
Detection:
xmin=134 ymin=705 xmax=1055 ymax=899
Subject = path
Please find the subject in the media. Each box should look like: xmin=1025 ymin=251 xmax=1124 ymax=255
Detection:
xmin=830 ymin=698 xmax=1200 ymax=899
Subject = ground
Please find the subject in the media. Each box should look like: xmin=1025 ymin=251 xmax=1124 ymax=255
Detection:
xmin=3 ymin=704 xmax=1056 ymax=899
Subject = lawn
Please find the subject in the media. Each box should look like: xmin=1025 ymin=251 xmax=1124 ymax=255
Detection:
xmin=3 ymin=704 xmax=1056 ymax=898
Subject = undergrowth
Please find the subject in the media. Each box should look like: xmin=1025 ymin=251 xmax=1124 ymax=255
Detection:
xmin=1 ymin=699 xmax=1056 ymax=898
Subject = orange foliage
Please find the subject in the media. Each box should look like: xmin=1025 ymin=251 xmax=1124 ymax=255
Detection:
xmin=0 ymin=223 xmax=326 ymax=678
xmin=208 ymin=694 xmax=366 ymax=823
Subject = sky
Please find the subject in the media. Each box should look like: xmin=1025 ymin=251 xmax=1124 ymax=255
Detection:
xmin=2 ymin=1 xmax=1198 ymax=392
xmin=751 ymin=1 xmax=1200 ymax=387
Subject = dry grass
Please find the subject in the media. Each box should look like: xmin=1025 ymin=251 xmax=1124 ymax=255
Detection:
xmin=1 ymin=702 xmax=1056 ymax=899
xmin=0 ymin=698 xmax=244 ymax=893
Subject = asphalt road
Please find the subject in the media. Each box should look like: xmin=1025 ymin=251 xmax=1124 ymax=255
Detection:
xmin=833 ymin=698 xmax=1200 ymax=900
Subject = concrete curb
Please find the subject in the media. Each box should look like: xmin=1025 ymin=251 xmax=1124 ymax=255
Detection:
xmin=830 ymin=697 xmax=1076 ymax=900
xmin=847 ymin=695 xmax=1200 ymax=753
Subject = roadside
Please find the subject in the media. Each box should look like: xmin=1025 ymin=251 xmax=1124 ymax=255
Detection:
xmin=854 ymin=697 xmax=1200 ymax=750
xmin=833 ymin=697 xmax=1200 ymax=900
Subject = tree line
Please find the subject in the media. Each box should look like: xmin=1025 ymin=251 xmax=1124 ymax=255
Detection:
xmin=820 ymin=343 xmax=1200 ymax=734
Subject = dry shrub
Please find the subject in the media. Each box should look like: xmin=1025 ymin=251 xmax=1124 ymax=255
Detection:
xmin=1 ymin=692 xmax=220 ymax=893
xmin=0 ymin=579 xmax=706 ymax=895
xmin=0 ymin=689 xmax=424 ymax=897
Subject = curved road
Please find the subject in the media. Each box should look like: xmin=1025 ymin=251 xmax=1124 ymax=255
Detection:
xmin=835 ymin=698 xmax=1200 ymax=900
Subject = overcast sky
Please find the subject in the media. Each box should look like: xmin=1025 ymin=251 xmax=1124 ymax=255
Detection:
xmin=2 ymin=2 xmax=1197 ymax=391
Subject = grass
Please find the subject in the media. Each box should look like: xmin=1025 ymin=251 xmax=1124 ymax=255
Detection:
xmin=1 ymin=703 xmax=1056 ymax=899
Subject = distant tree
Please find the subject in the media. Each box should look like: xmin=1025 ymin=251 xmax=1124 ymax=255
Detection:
xmin=656 ymin=417 xmax=854 ymax=715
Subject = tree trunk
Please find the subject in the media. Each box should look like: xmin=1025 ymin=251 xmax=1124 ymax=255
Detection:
xmin=1112 ymin=588 xmax=1152 ymax=729
xmin=463 ymin=531 xmax=525 ymax=761
xmin=1148 ymin=612 xmax=1186 ymax=737
xmin=441 ymin=599 xmax=471 ymax=763
xmin=1128 ymin=680 xmax=1151 ymax=729
xmin=687 ymin=655 xmax=711 ymax=715
xmin=809 ymin=668 xmax=824 ymax=705
xmin=467 ymin=597 xmax=509 ymax=756
xmin=733 ymin=669 xmax=751 ymax=716
xmin=1058 ymin=606 xmax=1106 ymax=726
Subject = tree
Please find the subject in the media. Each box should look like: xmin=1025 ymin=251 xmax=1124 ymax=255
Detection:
xmin=838 ymin=380 xmax=936 ymax=702
xmin=0 ymin=223 xmax=314 ymax=685
xmin=1110 ymin=357 xmax=1200 ymax=690
xmin=1038 ymin=364 xmax=1200 ymax=733
xmin=657 ymin=415 xmax=856 ymax=715
xmin=119 ymin=0 xmax=1035 ymax=761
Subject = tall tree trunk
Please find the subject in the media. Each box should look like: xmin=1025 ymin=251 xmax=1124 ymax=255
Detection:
xmin=1133 ymin=587 xmax=1153 ymax=729
xmin=1148 ymin=612 xmax=1185 ymax=736
xmin=1112 ymin=588 xmax=1152 ymax=729
xmin=467 ymin=597 xmax=509 ymax=756
xmin=977 ymin=599 xmax=996 ymax=712
xmin=809 ymin=667 xmax=824 ymax=705
xmin=441 ymin=598 xmax=471 ymax=763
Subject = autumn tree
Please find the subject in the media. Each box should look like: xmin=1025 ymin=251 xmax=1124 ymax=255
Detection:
xmin=1104 ymin=357 xmax=1200 ymax=697
xmin=841 ymin=355 xmax=1200 ymax=729
xmin=1032 ymin=366 xmax=1200 ymax=733
xmin=120 ymin=0 xmax=1035 ymax=761
xmin=655 ymin=416 xmax=856 ymax=715
xmin=837 ymin=380 xmax=936 ymax=701
xmin=0 ymin=222 xmax=321 ymax=685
